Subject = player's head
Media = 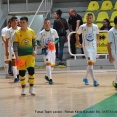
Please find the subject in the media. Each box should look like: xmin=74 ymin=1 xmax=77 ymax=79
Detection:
xmin=103 ymin=18 xmax=110 ymax=27
xmin=7 ymin=18 xmax=11 ymax=28
xmin=68 ymin=9 xmax=77 ymax=17
xmin=20 ymin=17 xmax=28 ymax=29
xmin=10 ymin=16 xmax=18 ymax=27
xmin=44 ymin=18 xmax=51 ymax=30
xmin=86 ymin=13 xmax=93 ymax=24
xmin=114 ymin=16 xmax=117 ymax=25
xmin=54 ymin=9 xmax=62 ymax=19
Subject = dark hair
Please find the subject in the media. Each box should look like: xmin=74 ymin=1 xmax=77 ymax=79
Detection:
xmin=44 ymin=18 xmax=50 ymax=21
xmin=11 ymin=16 xmax=17 ymax=22
xmin=87 ymin=13 xmax=93 ymax=17
xmin=20 ymin=17 xmax=28 ymax=22
xmin=114 ymin=16 xmax=117 ymax=25
xmin=7 ymin=18 xmax=11 ymax=23
xmin=55 ymin=9 xmax=62 ymax=17
xmin=103 ymin=18 xmax=110 ymax=25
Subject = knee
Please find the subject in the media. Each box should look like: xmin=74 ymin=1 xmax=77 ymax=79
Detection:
xmin=27 ymin=67 xmax=34 ymax=75
xmin=19 ymin=70 xmax=26 ymax=77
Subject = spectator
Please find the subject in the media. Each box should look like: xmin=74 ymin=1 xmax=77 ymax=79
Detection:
xmin=100 ymin=18 xmax=112 ymax=31
xmin=68 ymin=9 xmax=84 ymax=58
xmin=53 ymin=9 xmax=68 ymax=65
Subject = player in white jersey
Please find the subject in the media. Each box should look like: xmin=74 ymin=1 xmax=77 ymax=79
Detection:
xmin=76 ymin=13 xmax=100 ymax=86
xmin=107 ymin=16 xmax=117 ymax=88
xmin=6 ymin=17 xmax=20 ymax=83
xmin=37 ymin=18 xmax=59 ymax=84
xmin=1 ymin=19 xmax=11 ymax=78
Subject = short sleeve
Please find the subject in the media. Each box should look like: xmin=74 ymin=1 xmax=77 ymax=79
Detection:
xmin=5 ymin=29 xmax=10 ymax=39
xmin=78 ymin=25 xmax=83 ymax=34
xmin=13 ymin=32 xmax=18 ymax=43
xmin=32 ymin=30 xmax=36 ymax=39
xmin=108 ymin=31 xmax=113 ymax=43
xmin=96 ymin=26 xmax=99 ymax=34
xmin=1 ymin=28 xmax=6 ymax=37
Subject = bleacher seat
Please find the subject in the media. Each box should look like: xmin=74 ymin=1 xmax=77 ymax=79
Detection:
xmin=96 ymin=23 xmax=103 ymax=29
xmin=110 ymin=11 xmax=117 ymax=22
xmin=96 ymin=12 xmax=109 ymax=22
xmin=100 ymin=0 xmax=113 ymax=11
xmin=114 ymin=1 xmax=117 ymax=10
xmin=83 ymin=12 xmax=95 ymax=23
xmin=87 ymin=1 xmax=99 ymax=11
xmin=110 ymin=22 xmax=114 ymax=27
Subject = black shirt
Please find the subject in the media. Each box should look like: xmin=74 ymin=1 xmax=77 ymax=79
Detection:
xmin=68 ymin=14 xmax=83 ymax=31
xmin=53 ymin=18 xmax=68 ymax=36
xmin=100 ymin=25 xmax=112 ymax=31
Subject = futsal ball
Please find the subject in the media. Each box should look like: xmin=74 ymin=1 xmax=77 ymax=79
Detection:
xmin=48 ymin=41 xmax=55 ymax=51
xmin=112 ymin=81 xmax=117 ymax=88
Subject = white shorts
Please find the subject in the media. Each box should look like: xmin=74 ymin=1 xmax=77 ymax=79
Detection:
xmin=43 ymin=51 xmax=55 ymax=66
xmin=83 ymin=46 xmax=97 ymax=62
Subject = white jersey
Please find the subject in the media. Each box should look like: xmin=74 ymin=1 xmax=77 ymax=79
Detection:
xmin=108 ymin=27 xmax=117 ymax=54
xmin=6 ymin=26 xmax=20 ymax=48
xmin=78 ymin=23 xmax=99 ymax=48
xmin=37 ymin=28 xmax=59 ymax=52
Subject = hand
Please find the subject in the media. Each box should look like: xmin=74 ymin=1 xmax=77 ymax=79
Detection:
xmin=109 ymin=56 xmax=114 ymax=63
xmin=41 ymin=45 xmax=45 ymax=49
xmin=77 ymin=43 xmax=82 ymax=48
xmin=32 ymin=51 xmax=37 ymax=56
xmin=16 ymin=57 xmax=19 ymax=62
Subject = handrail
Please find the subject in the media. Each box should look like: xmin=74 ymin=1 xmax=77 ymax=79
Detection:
xmin=67 ymin=31 xmax=108 ymax=60
xmin=36 ymin=0 xmax=53 ymax=38
xmin=29 ymin=0 xmax=45 ymax=28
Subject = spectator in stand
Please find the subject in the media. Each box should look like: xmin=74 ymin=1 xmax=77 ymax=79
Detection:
xmin=100 ymin=19 xmax=112 ymax=31
xmin=53 ymin=9 xmax=68 ymax=65
xmin=68 ymin=9 xmax=84 ymax=58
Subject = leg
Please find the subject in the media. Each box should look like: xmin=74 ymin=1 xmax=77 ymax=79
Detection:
xmin=70 ymin=34 xmax=76 ymax=55
xmin=8 ymin=61 xmax=13 ymax=76
xmin=19 ymin=70 xmax=26 ymax=95
xmin=12 ymin=59 xmax=19 ymax=83
xmin=55 ymin=41 xmax=59 ymax=58
xmin=59 ymin=36 xmax=66 ymax=65
xmin=27 ymin=67 xmax=36 ymax=95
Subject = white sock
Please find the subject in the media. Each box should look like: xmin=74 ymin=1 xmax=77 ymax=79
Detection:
xmin=4 ymin=63 xmax=8 ymax=75
xmin=89 ymin=65 xmax=96 ymax=81
xmin=85 ymin=66 xmax=90 ymax=78
xmin=46 ymin=66 xmax=52 ymax=79
xmin=114 ymin=72 xmax=117 ymax=83
xmin=13 ymin=66 xmax=18 ymax=79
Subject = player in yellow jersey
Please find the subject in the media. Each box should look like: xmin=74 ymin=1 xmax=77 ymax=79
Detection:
xmin=13 ymin=17 xmax=37 ymax=95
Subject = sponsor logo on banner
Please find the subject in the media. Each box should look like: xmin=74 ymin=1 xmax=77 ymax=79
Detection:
xmin=97 ymin=31 xmax=108 ymax=53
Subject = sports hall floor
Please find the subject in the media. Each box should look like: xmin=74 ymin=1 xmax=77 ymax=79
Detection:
xmin=0 ymin=69 xmax=117 ymax=117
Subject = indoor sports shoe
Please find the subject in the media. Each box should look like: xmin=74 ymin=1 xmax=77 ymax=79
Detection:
xmin=49 ymin=79 xmax=54 ymax=85
xmin=14 ymin=78 xmax=19 ymax=83
xmin=45 ymin=76 xmax=49 ymax=82
xmin=21 ymin=89 xmax=26 ymax=95
xmin=83 ymin=78 xmax=89 ymax=85
xmin=29 ymin=88 xmax=36 ymax=95
xmin=94 ymin=80 xmax=99 ymax=86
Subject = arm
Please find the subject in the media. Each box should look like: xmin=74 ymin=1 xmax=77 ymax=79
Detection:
xmin=32 ymin=39 xmax=37 ymax=56
xmin=96 ymin=34 xmax=100 ymax=46
xmin=68 ymin=23 xmax=72 ymax=32
xmin=75 ymin=20 xmax=80 ymax=31
xmin=75 ymin=26 xmax=82 ymax=48
xmin=107 ymin=42 xmax=114 ymax=63
xmin=13 ymin=42 xmax=19 ymax=62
